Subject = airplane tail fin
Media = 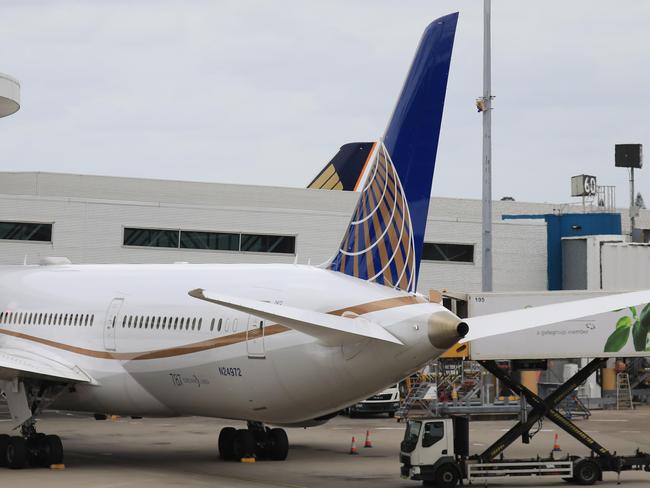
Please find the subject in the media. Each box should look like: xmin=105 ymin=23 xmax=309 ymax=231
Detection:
xmin=308 ymin=142 xmax=376 ymax=191
xmin=328 ymin=13 xmax=458 ymax=293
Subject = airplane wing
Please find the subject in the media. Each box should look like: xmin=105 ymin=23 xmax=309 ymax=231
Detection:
xmin=461 ymin=290 xmax=650 ymax=343
xmin=0 ymin=348 xmax=94 ymax=383
xmin=188 ymin=289 xmax=404 ymax=346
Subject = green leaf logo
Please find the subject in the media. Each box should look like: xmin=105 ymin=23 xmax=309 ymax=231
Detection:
xmin=605 ymin=325 xmax=631 ymax=352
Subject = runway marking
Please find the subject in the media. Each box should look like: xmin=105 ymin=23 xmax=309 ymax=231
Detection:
xmin=375 ymin=427 xmax=404 ymax=430
xmin=591 ymin=419 xmax=628 ymax=422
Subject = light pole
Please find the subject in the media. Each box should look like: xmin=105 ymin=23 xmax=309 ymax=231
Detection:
xmin=481 ymin=0 xmax=493 ymax=292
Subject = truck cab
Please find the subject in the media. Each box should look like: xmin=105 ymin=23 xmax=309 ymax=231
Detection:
xmin=400 ymin=417 xmax=467 ymax=487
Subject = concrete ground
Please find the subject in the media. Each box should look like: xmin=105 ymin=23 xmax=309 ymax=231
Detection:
xmin=2 ymin=407 xmax=650 ymax=487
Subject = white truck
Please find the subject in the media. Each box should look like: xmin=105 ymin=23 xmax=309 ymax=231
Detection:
xmin=400 ymin=416 xmax=650 ymax=487
xmin=347 ymin=384 xmax=401 ymax=417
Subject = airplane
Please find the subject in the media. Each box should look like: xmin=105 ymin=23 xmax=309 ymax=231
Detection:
xmin=1 ymin=11 xmax=649 ymax=470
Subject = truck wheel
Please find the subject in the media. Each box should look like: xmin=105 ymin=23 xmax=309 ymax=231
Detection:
xmin=573 ymin=459 xmax=600 ymax=485
xmin=433 ymin=463 xmax=460 ymax=487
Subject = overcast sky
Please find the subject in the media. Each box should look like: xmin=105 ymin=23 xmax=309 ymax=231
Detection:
xmin=0 ymin=1 xmax=648 ymax=205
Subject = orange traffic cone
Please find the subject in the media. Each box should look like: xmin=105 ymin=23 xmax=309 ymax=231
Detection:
xmin=551 ymin=433 xmax=562 ymax=459
xmin=552 ymin=433 xmax=561 ymax=452
xmin=349 ymin=436 xmax=359 ymax=455
xmin=364 ymin=430 xmax=373 ymax=448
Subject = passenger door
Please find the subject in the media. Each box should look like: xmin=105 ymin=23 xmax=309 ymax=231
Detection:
xmin=103 ymin=298 xmax=124 ymax=351
xmin=246 ymin=315 xmax=266 ymax=359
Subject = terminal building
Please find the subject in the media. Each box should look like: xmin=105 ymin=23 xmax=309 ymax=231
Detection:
xmin=1 ymin=171 xmax=650 ymax=294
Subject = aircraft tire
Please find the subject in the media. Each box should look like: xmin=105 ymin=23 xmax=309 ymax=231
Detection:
xmin=268 ymin=428 xmax=289 ymax=461
xmin=42 ymin=435 xmax=64 ymax=466
xmin=0 ymin=434 xmax=10 ymax=467
xmin=232 ymin=429 xmax=255 ymax=460
xmin=5 ymin=436 xmax=27 ymax=469
xmin=218 ymin=427 xmax=237 ymax=460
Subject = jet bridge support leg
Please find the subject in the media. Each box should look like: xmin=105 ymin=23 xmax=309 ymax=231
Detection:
xmin=477 ymin=358 xmax=610 ymax=462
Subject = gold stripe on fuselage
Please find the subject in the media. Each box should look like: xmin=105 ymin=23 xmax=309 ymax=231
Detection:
xmin=0 ymin=295 xmax=421 ymax=361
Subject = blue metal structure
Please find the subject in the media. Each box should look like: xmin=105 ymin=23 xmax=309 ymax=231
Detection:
xmin=502 ymin=213 xmax=622 ymax=290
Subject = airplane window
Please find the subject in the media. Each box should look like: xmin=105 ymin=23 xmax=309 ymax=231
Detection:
xmin=139 ymin=316 xmax=144 ymax=328
xmin=0 ymin=312 xmax=4 ymax=322
xmin=210 ymin=318 xmax=215 ymax=332
xmin=156 ymin=317 xmax=161 ymax=329
xmin=38 ymin=313 xmax=43 ymax=324
xmin=27 ymin=313 xmax=32 ymax=325
xmin=225 ymin=318 xmax=230 ymax=332
xmin=145 ymin=316 xmax=150 ymax=329
xmin=198 ymin=318 xmax=202 ymax=331
xmin=180 ymin=317 xmax=185 ymax=329
xmin=259 ymin=320 xmax=263 ymax=329
xmin=91 ymin=315 xmax=94 ymax=326
xmin=174 ymin=317 xmax=178 ymax=330
xmin=218 ymin=318 xmax=222 ymax=332
xmin=75 ymin=314 xmax=79 ymax=326
xmin=192 ymin=318 xmax=196 ymax=331
xmin=122 ymin=316 xmax=126 ymax=328
xmin=65 ymin=314 xmax=70 ymax=325
xmin=18 ymin=312 xmax=22 ymax=324
xmin=233 ymin=319 xmax=238 ymax=332
xmin=187 ymin=318 xmax=191 ymax=330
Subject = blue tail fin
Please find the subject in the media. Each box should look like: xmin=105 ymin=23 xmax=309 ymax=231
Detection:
xmin=328 ymin=13 xmax=458 ymax=292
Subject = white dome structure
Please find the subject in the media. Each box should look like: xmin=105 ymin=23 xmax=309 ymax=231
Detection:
xmin=0 ymin=73 xmax=20 ymax=118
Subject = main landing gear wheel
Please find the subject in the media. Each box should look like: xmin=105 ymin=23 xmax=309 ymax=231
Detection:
xmin=268 ymin=428 xmax=289 ymax=461
xmin=0 ymin=434 xmax=10 ymax=467
xmin=218 ymin=427 xmax=237 ymax=460
xmin=5 ymin=436 xmax=27 ymax=469
xmin=232 ymin=429 xmax=255 ymax=460
xmin=27 ymin=434 xmax=63 ymax=467
xmin=218 ymin=424 xmax=290 ymax=461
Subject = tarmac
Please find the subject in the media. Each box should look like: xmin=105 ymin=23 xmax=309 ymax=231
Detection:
xmin=2 ymin=407 xmax=650 ymax=487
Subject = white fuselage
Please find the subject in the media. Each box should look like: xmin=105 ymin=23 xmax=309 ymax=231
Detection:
xmin=0 ymin=263 xmax=451 ymax=425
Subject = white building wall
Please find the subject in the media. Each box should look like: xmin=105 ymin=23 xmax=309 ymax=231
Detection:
xmin=0 ymin=171 xmax=600 ymax=294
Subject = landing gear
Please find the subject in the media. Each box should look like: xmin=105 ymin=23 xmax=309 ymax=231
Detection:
xmin=218 ymin=422 xmax=289 ymax=461
xmin=0 ymin=379 xmax=66 ymax=469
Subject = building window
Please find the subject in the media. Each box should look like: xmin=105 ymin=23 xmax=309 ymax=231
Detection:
xmin=123 ymin=227 xmax=295 ymax=255
xmin=123 ymin=228 xmax=179 ymax=248
xmin=180 ymin=231 xmax=240 ymax=251
xmin=241 ymin=234 xmax=295 ymax=254
xmin=422 ymin=242 xmax=474 ymax=263
xmin=0 ymin=222 xmax=52 ymax=242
